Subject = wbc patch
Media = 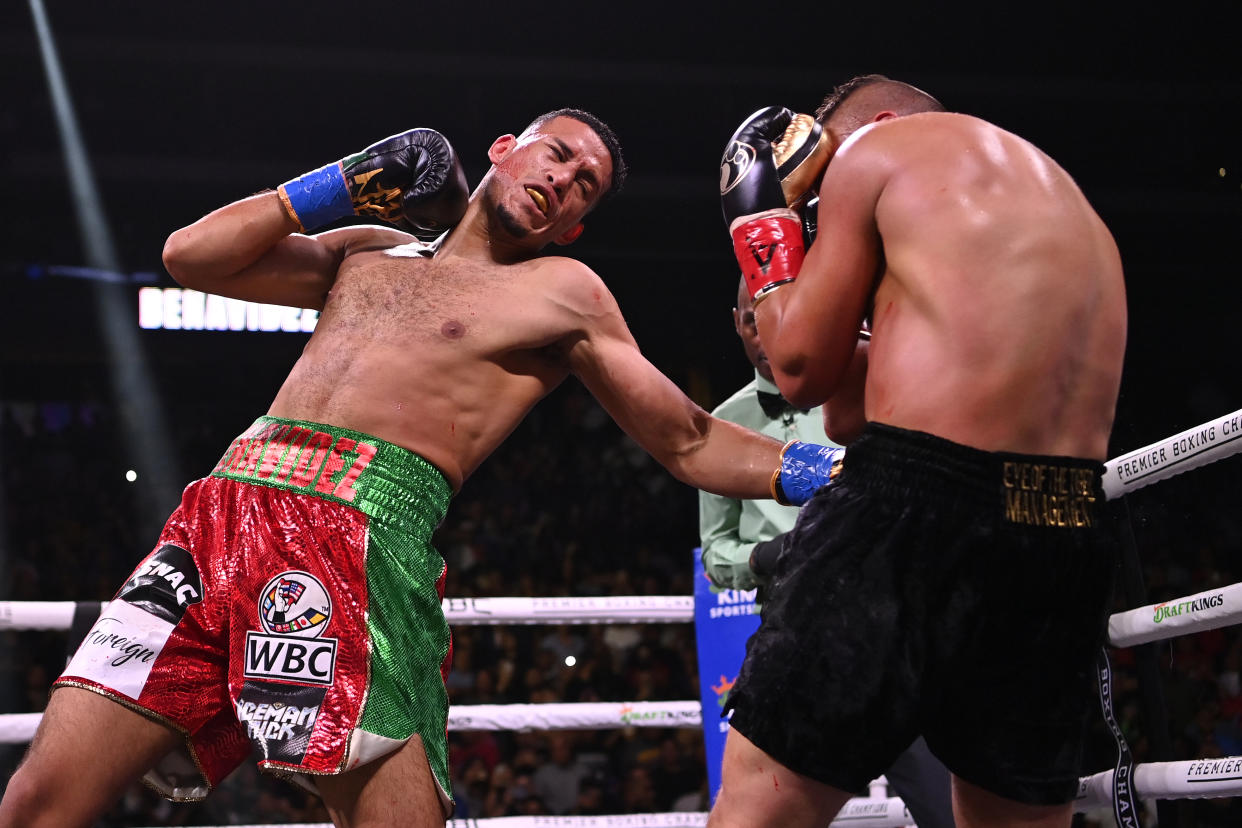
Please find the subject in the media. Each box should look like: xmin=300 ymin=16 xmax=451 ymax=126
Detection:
xmin=244 ymin=570 xmax=338 ymax=686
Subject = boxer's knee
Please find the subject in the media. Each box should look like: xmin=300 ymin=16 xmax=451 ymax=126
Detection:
xmin=2 ymin=687 xmax=182 ymax=826
xmin=0 ymin=759 xmax=65 ymax=828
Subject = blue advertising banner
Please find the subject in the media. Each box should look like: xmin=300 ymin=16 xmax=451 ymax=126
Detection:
xmin=692 ymin=547 xmax=761 ymax=805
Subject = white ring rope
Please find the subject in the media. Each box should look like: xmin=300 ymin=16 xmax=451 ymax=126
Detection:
xmin=130 ymin=795 xmax=916 ymax=828
xmin=1101 ymin=406 xmax=1242 ymax=499
xmin=1076 ymin=757 xmax=1242 ymax=808
xmin=10 ymin=580 xmax=1242 ymax=651
xmin=0 ymin=703 xmax=703 ymax=745
xmin=0 ymin=600 xmax=101 ymax=631
xmin=0 ymin=714 xmax=41 ymax=745
xmin=0 ymin=597 xmax=695 ymax=631
xmin=448 ymin=701 xmax=701 ymax=732
xmin=442 ymin=596 xmax=694 ymax=625
xmin=1108 ymin=582 xmax=1242 ymax=647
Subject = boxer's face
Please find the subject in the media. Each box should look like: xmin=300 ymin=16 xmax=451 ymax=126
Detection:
xmin=486 ymin=116 xmax=612 ymax=246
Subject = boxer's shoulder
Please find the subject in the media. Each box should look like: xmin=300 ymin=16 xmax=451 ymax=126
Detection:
xmin=521 ymin=255 xmax=616 ymax=310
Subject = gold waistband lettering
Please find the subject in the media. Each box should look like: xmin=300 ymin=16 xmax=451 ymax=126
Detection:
xmin=1002 ymin=461 xmax=1097 ymax=528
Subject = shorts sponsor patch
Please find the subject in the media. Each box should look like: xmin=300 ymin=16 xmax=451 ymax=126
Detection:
xmin=244 ymin=570 xmax=337 ymax=685
xmin=118 ymin=544 xmax=204 ymax=624
xmin=237 ymin=680 xmax=326 ymax=764
xmin=244 ymin=631 xmax=338 ymax=685
xmin=64 ymin=600 xmax=173 ymax=699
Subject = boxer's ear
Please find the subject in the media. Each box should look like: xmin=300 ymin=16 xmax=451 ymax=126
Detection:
xmin=488 ymin=134 xmax=518 ymax=164
xmin=554 ymin=223 xmax=584 ymax=246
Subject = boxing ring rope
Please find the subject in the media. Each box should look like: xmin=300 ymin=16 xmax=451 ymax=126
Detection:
xmin=0 ymin=596 xmax=696 ymax=631
xmin=0 ymin=702 xmax=710 ymax=744
xmin=1100 ymin=407 xmax=1242 ymax=500
xmin=3 ymin=407 xmax=1242 ymax=826
xmin=11 ymin=585 xmax=1242 ymax=648
xmin=125 ymin=799 xmax=913 ymax=828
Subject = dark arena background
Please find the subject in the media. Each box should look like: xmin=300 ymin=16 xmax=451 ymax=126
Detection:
xmin=2 ymin=2 xmax=1240 ymax=826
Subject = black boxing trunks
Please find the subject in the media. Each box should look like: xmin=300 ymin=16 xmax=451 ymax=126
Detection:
xmin=724 ymin=423 xmax=1118 ymax=805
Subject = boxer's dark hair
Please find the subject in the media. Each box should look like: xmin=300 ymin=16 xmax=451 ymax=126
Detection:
xmin=525 ymin=108 xmax=628 ymax=201
xmin=815 ymin=74 xmax=944 ymax=126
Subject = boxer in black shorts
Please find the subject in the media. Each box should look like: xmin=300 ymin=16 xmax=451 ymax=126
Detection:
xmin=726 ymin=423 xmax=1118 ymax=804
xmin=711 ymin=73 xmax=1127 ymax=828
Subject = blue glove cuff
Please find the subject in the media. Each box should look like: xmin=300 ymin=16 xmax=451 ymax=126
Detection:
xmin=277 ymin=161 xmax=353 ymax=232
xmin=775 ymin=441 xmax=845 ymax=506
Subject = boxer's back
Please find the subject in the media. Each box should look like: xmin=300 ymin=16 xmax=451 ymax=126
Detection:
xmin=864 ymin=112 xmax=1127 ymax=459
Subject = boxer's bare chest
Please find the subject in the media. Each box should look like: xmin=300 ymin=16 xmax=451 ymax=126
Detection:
xmin=321 ymin=249 xmax=562 ymax=355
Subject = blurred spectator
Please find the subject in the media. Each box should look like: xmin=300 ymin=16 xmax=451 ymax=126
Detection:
xmin=532 ymin=732 xmax=593 ymax=814
xmin=452 ymin=756 xmax=493 ymax=818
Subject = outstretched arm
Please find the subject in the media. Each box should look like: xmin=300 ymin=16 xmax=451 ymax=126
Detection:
xmin=564 ymin=272 xmax=783 ymax=500
xmin=574 ymin=338 xmax=783 ymax=501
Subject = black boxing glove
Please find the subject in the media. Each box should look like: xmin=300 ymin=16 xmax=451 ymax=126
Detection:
xmin=278 ymin=128 xmax=469 ymax=236
xmin=720 ymin=108 xmax=829 ymax=305
xmin=720 ymin=107 xmax=792 ymax=229
xmin=800 ymin=194 xmax=819 ymax=249
xmin=749 ymin=532 xmax=788 ymax=584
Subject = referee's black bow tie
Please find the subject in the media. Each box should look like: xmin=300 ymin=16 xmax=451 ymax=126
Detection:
xmin=757 ymin=390 xmax=797 ymax=420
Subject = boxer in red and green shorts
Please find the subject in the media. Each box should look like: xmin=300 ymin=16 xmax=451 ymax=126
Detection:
xmin=1 ymin=111 xmax=829 ymax=828
xmin=58 ymin=417 xmax=457 ymax=809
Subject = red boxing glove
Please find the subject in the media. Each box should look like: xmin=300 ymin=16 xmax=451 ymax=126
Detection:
xmin=721 ymin=106 xmax=825 ymax=304
xmin=730 ymin=207 xmax=805 ymax=304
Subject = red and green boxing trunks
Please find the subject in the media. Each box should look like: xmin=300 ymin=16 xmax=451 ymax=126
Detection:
xmin=56 ymin=416 xmax=457 ymax=808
